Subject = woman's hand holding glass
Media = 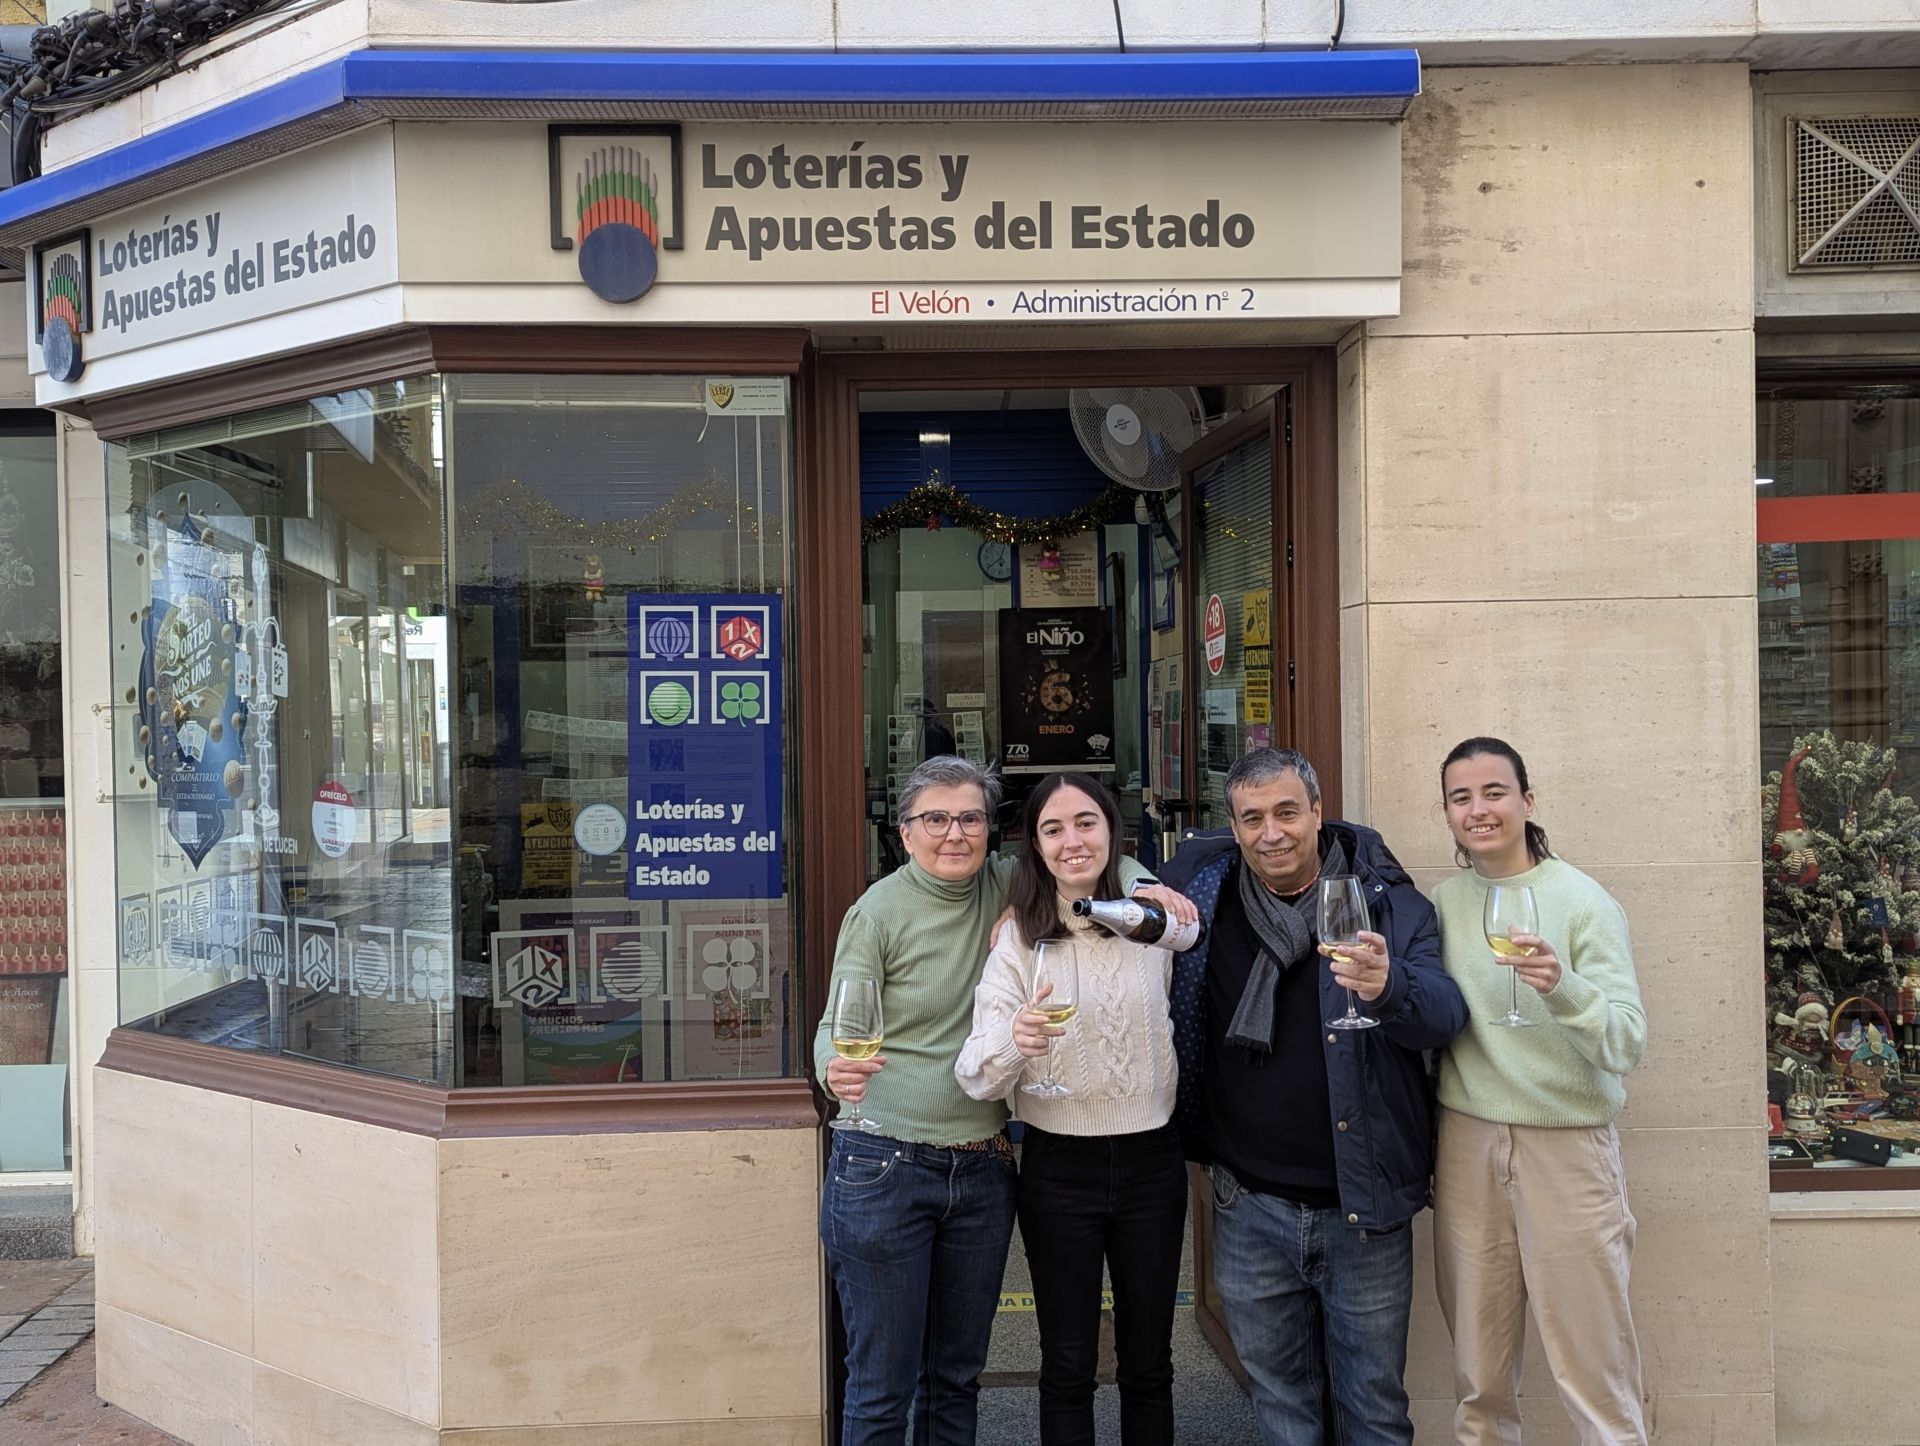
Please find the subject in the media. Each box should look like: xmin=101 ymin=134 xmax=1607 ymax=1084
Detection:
xmin=1013 ymin=982 xmax=1066 ymax=1057
xmin=1499 ymin=932 xmax=1563 ymax=995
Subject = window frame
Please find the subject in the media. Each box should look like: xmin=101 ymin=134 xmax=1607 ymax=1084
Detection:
xmin=1759 ymin=360 xmax=1920 ymax=1192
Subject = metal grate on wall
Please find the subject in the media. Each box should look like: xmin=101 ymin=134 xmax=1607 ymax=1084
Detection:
xmin=1792 ymin=116 xmax=1920 ymax=271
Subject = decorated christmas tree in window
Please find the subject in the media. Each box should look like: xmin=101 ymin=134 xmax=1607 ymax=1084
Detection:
xmin=1763 ymin=731 xmax=1920 ymax=1074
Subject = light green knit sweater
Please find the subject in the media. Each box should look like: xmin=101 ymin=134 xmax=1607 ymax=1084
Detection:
xmin=813 ymin=853 xmax=1154 ymax=1145
xmin=1433 ymin=857 xmax=1647 ymax=1128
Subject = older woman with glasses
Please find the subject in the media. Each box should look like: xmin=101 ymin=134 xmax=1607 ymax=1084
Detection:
xmin=816 ymin=755 xmax=1195 ymax=1446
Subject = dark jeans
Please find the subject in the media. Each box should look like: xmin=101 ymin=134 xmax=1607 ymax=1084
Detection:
xmin=821 ymin=1130 xmax=1018 ymax=1446
xmin=1209 ymin=1164 xmax=1415 ymax=1446
xmin=1018 ymin=1122 xmax=1188 ymax=1446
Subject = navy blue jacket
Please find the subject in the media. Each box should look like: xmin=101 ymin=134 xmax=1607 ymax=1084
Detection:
xmin=1159 ymin=822 xmax=1467 ymax=1231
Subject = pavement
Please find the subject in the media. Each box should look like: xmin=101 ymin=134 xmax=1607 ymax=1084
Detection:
xmin=0 ymin=1241 xmax=1246 ymax=1446
xmin=978 ymin=1211 xmax=1258 ymax=1444
xmin=0 ymin=1263 xmax=180 ymax=1444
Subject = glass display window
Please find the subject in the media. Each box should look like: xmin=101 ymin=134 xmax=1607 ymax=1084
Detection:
xmin=106 ymin=373 xmax=800 ymax=1089
xmin=1759 ymin=382 xmax=1920 ymax=1180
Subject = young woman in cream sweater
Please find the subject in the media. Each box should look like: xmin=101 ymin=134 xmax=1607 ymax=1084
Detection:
xmin=957 ymin=771 xmax=1185 ymax=1446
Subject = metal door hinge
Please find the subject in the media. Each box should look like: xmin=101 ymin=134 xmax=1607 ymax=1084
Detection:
xmin=1288 ymin=659 xmax=1296 ymax=687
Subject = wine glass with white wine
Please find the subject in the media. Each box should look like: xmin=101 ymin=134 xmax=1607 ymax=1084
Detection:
xmin=1022 ymin=939 xmax=1081 ymax=1098
xmin=1484 ymin=883 xmax=1539 ymax=1029
xmin=829 ymin=975 xmax=886 ymax=1132
xmin=1318 ymin=875 xmax=1378 ymax=1031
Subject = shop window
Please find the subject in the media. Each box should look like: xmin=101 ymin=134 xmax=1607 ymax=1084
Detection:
xmin=447 ymin=375 xmax=795 ymax=1087
xmin=108 ymin=374 xmax=799 ymax=1089
xmin=0 ymin=415 xmax=68 ymax=1170
xmin=109 ymin=380 xmax=454 ymax=1081
xmin=1759 ymin=382 xmax=1920 ymax=1179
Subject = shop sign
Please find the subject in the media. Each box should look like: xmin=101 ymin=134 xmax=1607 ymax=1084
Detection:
xmin=1203 ymin=594 xmax=1227 ymax=676
xmin=703 ymin=378 xmax=787 ymax=415
xmin=626 ymin=594 xmax=783 ymax=900
xmin=998 ymin=608 xmax=1115 ymax=775
xmin=496 ymin=118 xmax=1399 ymax=323
xmin=30 ymin=127 xmax=397 ymax=380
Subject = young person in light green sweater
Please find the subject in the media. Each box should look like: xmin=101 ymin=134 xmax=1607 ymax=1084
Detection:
xmin=814 ymin=755 xmax=1191 ymax=1446
xmin=1431 ymin=737 xmax=1648 ymax=1446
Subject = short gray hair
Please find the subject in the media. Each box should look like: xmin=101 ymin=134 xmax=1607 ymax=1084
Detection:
xmin=1225 ymin=747 xmax=1320 ymax=810
xmin=899 ymin=755 xmax=1002 ymax=822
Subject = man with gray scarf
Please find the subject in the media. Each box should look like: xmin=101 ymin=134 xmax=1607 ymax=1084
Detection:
xmin=1157 ymin=748 xmax=1466 ymax=1446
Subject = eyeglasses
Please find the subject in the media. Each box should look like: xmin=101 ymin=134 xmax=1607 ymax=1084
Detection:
xmin=902 ymin=809 xmax=990 ymax=837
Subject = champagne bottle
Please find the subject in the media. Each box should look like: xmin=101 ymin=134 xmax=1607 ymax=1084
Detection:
xmin=1071 ymin=896 xmax=1206 ymax=952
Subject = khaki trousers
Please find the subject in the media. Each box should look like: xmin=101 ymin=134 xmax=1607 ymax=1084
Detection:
xmin=1432 ymin=1108 xmax=1648 ymax=1446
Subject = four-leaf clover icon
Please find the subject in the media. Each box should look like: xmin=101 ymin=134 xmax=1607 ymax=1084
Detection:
xmin=719 ymin=679 xmax=762 ymax=725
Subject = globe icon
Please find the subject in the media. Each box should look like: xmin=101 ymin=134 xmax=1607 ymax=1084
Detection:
xmin=647 ymin=614 xmax=693 ymax=660
xmin=648 ymin=680 xmax=693 ymax=726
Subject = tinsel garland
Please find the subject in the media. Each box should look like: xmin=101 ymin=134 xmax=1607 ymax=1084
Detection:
xmin=458 ymin=475 xmax=757 ymax=551
xmin=456 ymin=472 xmax=1130 ymax=551
xmin=861 ymin=476 xmax=1135 ymax=545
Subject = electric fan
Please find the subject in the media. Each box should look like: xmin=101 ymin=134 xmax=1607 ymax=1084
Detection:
xmin=1068 ymin=386 xmax=1204 ymax=492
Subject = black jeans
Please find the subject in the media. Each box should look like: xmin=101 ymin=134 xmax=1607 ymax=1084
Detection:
xmin=1017 ymin=1122 xmax=1189 ymax=1446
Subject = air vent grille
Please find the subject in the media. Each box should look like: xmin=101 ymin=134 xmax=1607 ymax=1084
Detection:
xmin=1792 ymin=116 xmax=1920 ymax=271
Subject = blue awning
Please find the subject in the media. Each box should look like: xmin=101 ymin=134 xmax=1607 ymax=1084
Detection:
xmin=0 ymin=48 xmax=1419 ymax=248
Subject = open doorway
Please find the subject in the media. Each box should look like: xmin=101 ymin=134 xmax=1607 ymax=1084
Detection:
xmin=828 ymin=353 xmax=1332 ymax=1441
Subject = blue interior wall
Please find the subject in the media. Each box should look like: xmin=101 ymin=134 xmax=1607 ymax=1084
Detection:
xmin=859 ymin=409 xmax=1110 ymax=518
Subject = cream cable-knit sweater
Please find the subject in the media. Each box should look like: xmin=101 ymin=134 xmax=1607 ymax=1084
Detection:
xmin=955 ymin=899 xmax=1178 ymax=1136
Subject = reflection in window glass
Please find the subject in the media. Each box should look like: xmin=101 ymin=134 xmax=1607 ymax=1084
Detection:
xmin=447 ymin=375 xmax=796 ymax=1086
xmin=0 ymin=417 xmax=70 ymax=1171
xmin=1758 ymin=388 xmax=1920 ymax=1175
xmin=108 ymin=380 xmax=454 ymax=1082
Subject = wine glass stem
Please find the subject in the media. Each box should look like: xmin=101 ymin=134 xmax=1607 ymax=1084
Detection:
xmin=1511 ymin=969 xmax=1521 ymax=1019
xmin=1043 ymin=1038 xmax=1056 ymax=1090
xmin=1345 ymin=987 xmax=1360 ymax=1020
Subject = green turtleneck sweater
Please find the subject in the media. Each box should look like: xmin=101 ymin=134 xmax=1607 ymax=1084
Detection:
xmin=814 ymin=853 xmax=1153 ymax=1146
xmin=1433 ymin=856 xmax=1647 ymax=1128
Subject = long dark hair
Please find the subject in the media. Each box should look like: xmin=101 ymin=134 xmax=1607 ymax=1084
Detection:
xmin=1009 ymin=772 xmax=1125 ymax=946
xmin=1441 ymin=736 xmax=1553 ymax=868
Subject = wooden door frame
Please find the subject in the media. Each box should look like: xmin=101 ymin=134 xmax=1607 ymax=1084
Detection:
xmin=1176 ymin=392 xmax=1288 ymax=836
xmin=801 ymin=345 xmax=1341 ymax=1035
xmin=803 ymin=346 xmax=1338 ymax=1412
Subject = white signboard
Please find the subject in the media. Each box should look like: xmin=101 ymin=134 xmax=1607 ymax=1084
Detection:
xmin=33 ymin=127 xmax=398 ymax=375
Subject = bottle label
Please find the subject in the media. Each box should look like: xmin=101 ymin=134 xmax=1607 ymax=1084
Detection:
xmin=1161 ymin=915 xmax=1204 ymax=953
xmin=1118 ymin=901 xmax=1146 ymax=930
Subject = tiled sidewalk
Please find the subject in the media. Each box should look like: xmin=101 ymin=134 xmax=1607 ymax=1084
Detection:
xmin=2 ymin=1273 xmax=95 ymax=1405
xmin=0 ymin=1264 xmax=182 ymax=1444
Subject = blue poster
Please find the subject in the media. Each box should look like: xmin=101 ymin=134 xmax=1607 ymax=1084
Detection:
xmin=140 ymin=519 xmax=248 ymax=869
xmin=626 ymin=593 xmax=783 ymax=901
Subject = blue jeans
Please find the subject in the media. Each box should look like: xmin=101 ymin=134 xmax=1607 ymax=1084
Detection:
xmin=822 ymin=1130 xmax=1018 ymax=1445
xmin=1209 ymin=1165 xmax=1415 ymax=1446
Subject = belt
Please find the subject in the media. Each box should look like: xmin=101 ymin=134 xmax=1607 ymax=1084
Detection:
xmin=949 ymin=1132 xmax=1014 ymax=1161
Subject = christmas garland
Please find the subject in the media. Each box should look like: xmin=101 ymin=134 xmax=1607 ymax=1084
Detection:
xmin=458 ymin=475 xmax=757 ymax=551
xmin=458 ymin=472 xmax=1134 ymax=551
xmin=861 ymin=475 xmax=1136 ymax=545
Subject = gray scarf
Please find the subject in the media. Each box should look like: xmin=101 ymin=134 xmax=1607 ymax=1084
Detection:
xmin=1225 ymin=836 xmax=1350 ymax=1058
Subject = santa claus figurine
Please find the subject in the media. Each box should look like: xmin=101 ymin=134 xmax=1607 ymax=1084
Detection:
xmin=1774 ymin=992 xmax=1832 ymax=1069
xmin=1770 ymin=747 xmax=1821 ymax=886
